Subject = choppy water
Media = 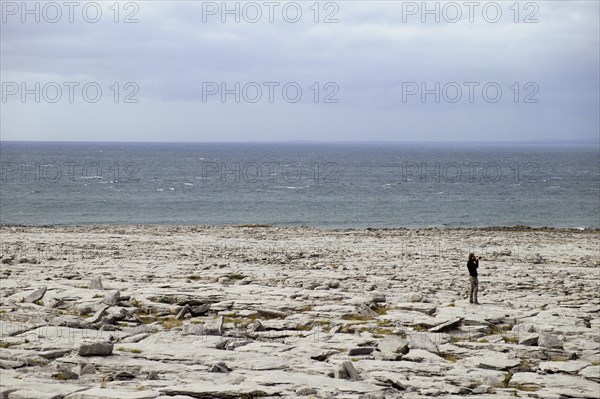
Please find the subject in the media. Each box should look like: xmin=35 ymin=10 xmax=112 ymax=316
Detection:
xmin=0 ymin=141 xmax=598 ymax=228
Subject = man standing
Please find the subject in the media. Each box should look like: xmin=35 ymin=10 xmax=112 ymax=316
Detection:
xmin=467 ymin=253 xmax=480 ymax=304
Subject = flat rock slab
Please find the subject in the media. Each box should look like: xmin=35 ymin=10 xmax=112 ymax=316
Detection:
xmin=429 ymin=318 xmax=462 ymax=333
xmin=510 ymin=372 xmax=600 ymax=397
xmin=579 ymin=365 xmax=600 ymax=382
xmin=539 ymin=360 xmax=591 ymax=374
xmin=0 ymin=376 xmax=86 ymax=398
xmin=2 ymin=225 xmax=600 ymax=398
xmin=160 ymin=384 xmax=272 ymax=399
xmin=477 ymin=357 xmax=520 ymax=371
xmin=0 ymin=359 xmax=26 ymax=369
xmin=65 ymin=389 xmax=159 ymax=399
xmin=248 ymin=370 xmax=383 ymax=394
xmin=9 ymin=390 xmax=63 ymax=399
xmin=396 ymin=302 xmax=437 ymax=315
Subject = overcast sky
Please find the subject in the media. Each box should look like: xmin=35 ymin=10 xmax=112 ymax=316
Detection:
xmin=1 ymin=0 xmax=598 ymax=142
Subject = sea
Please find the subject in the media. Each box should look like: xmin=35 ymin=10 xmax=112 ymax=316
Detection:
xmin=0 ymin=141 xmax=598 ymax=229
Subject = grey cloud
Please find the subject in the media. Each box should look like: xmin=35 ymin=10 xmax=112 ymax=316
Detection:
xmin=1 ymin=0 xmax=598 ymax=142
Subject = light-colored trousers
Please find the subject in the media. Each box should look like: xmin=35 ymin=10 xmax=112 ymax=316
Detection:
xmin=469 ymin=276 xmax=479 ymax=302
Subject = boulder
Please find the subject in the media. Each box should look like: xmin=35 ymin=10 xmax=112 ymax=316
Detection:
xmin=23 ymin=286 xmax=47 ymax=303
xmin=89 ymin=276 xmax=104 ymax=290
xmin=407 ymin=333 xmax=439 ymax=354
xmin=348 ymin=347 xmax=374 ymax=356
xmin=78 ymin=341 xmax=113 ymax=356
xmin=378 ymin=336 xmax=409 ymax=355
xmin=88 ymin=304 xmax=109 ymax=324
xmin=370 ymin=294 xmax=386 ymax=304
xmin=329 ymin=280 xmax=340 ymax=289
xmin=355 ymin=304 xmax=378 ymax=318
xmin=209 ymin=362 xmax=232 ymax=373
xmin=248 ymin=321 xmax=265 ymax=333
xmin=176 ymin=305 xmax=190 ymax=320
xmin=102 ymin=291 xmax=120 ymax=306
xmin=518 ymin=333 xmax=539 ymax=346
xmin=538 ymin=332 xmax=562 ymax=349
xmin=334 ymin=361 xmax=361 ymax=381
xmin=190 ymin=303 xmax=211 ymax=316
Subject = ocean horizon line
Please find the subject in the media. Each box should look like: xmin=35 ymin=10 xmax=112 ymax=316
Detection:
xmin=1 ymin=139 xmax=598 ymax=146
xmin=1 ymin=223 xmax=597 ymax=232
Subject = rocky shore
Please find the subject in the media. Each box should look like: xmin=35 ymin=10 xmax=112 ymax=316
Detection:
xmin=0 ymin=225 xmax=599 ymax=398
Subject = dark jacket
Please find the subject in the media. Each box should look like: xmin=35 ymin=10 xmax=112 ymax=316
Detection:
xmin=467 ymin=259 xmax=478 ymax=277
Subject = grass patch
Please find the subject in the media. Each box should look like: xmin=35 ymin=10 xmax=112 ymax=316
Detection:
xmin=117 ymin=346 xmax=143 ymax=354
xmin=130 ymin=298 xmax=143 ymax=308
xmin=342 ymin=314 xmax=373 ymax=321
xmin=500 ymin=373 xmax=512 ymax=388
xmin=227 ymin=273 xmax=245 ymax=280
xmin=440 ymin=352 xmax=458 ymax=362
xmin=514 ymin=384 xmax=539 ymax=392
xmin=224 ymin=316 xmax=255 ymax=328
xmin=53 ymin=372 xmax=73 ymax=381
xmin=0 ymin=341 xmax=11 ymax=349
xmin=160 ymin=318 xmax=183 ymax=330
xmin=372 ymin=305 xmax=388 ymax=316
xmin=502 ymin=335 xmax=519 ymax=344
xmin=489 ymin=324 xmax=514 ymax=335
xmin=313 ymin=319 xmax=331 ymax=332
xmin=372 ymin=327 xmax=395 ymax=338
xmin=155 ymin=296 xmax=177 ymax=304
xmin=296 ymin=324 xmax=313 ymax=331
xmin=412 ymin=325 xmax=426 ymax=332
xmin=341 ymin=323 xmax=373 ymax=334
xmin=138 ymin=315 xmax=156 ymax=324
xmin=188 ymin=275 xmax=202 ymax=281
xmin=548 ymin=356 xmax=568 ymax=362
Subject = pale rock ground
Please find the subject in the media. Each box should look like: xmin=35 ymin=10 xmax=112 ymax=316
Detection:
xmin=0 ymin=225 xmax=599 ymax=399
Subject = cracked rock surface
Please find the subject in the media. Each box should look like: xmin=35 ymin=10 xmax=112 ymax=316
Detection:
xmin=0 ymin=225 xmax=599 ymax=398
